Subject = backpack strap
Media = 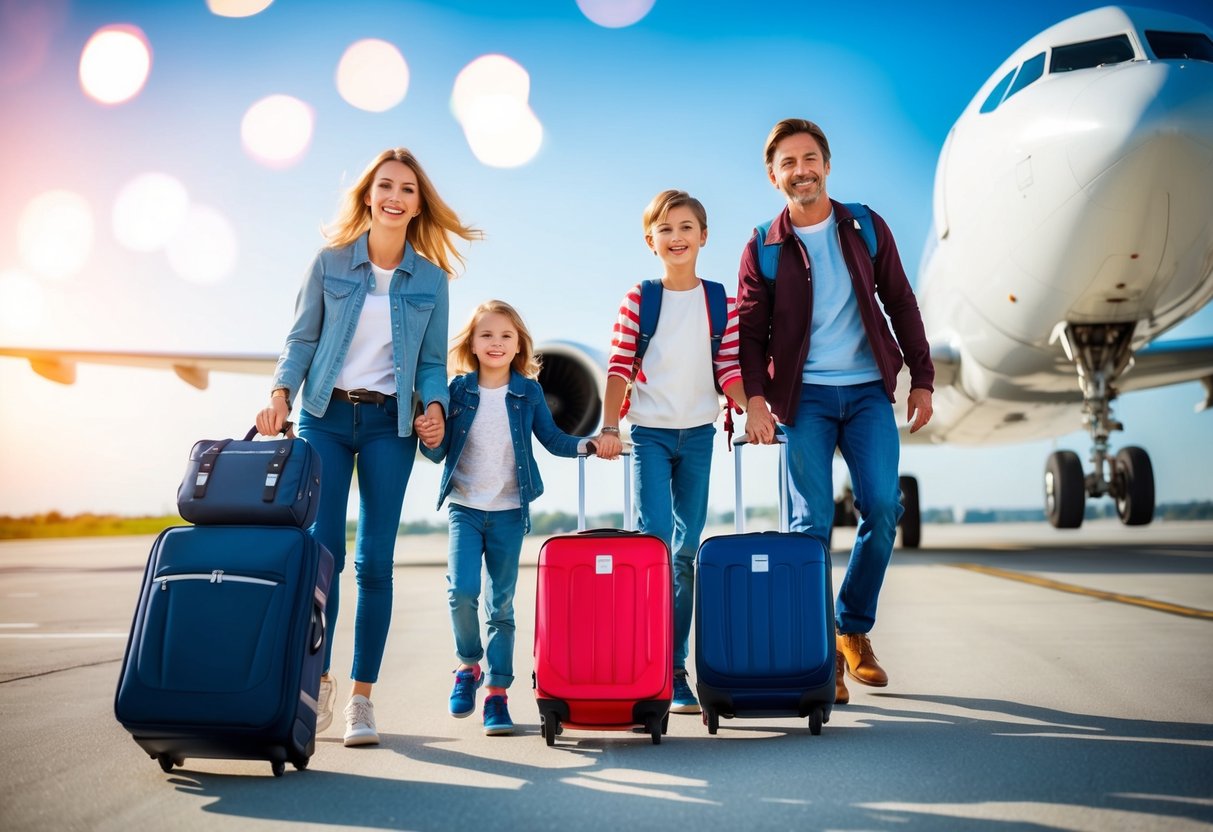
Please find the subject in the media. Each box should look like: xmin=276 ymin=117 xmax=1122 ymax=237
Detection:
xmin=754 ymin=220 xmax=779 ymax=293
xmin=635 ymin=278 xmax=664 ymax=364
xmin=620 ymin=279 xmax=664 ymax=419
xmin=702 ymin=279 xmax=727 ymax=362
xmin=841 ymin=202 xmax=877 ymax=261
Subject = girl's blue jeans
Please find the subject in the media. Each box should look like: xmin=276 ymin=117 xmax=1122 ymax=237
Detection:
xmin=299 ymin=396 xmax=416 ymax=684
xmin=630 ymin=422 xmax=716 ymax=672
xmin=446 ymin=504 xmax=526 ymax=689
xmin=780 ymin=381 xmax=903 ymax=635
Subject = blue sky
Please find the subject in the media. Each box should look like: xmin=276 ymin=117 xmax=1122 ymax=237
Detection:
xmin=1 ymin=0 xmax=1211 ymax=522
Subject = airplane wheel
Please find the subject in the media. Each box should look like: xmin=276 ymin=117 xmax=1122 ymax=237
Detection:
xmin=898 ymin=475 xmax=921 ymax=549
xmin=1114 ymin=446 xmax=1154 ymax=526
xmin=1045 ymin=451 xmax=1084 ymax=529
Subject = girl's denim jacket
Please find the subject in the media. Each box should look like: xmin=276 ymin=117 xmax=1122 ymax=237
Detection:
xmin=271 ymin=233 xmax=450 ymax=437
xmin=421 ymin=369 xmax=587 ymax=533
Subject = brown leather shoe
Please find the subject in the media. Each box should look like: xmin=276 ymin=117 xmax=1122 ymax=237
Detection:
xmin=838 ymin=632 xmax=889 ymax=687
xmin=834 ymin=650 xmax=849 ymax=704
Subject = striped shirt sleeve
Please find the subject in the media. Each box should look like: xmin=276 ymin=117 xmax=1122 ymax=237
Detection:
xmin=713 ymin=296 xmax=742 ymax=392
xmin=606 ymin=284 xmax=643 ymax=381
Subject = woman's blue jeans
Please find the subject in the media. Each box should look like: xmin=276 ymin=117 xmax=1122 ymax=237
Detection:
xmin=446 ymin=504 xmax=526 ymax=689
xmin=780 ymin=381 xmax=903 ymax=635
xmin=299 ymin=397 xmax=416 ymax=684
xmin=631 ymin=422 xmax=716 ymax=672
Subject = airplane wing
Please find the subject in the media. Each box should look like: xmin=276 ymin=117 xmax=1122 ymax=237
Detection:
xmin=0 ymin=347 xmax=276 ymax=389
xmin=1121 ymin=337 xmax=1213 ymax=411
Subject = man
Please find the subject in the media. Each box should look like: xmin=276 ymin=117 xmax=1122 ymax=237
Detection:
xmin=737 ymin=118 xmax=934 ymax=705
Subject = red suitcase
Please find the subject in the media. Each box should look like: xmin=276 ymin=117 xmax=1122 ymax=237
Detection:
xmin=533 ymin=452 xmax=673 ymax=745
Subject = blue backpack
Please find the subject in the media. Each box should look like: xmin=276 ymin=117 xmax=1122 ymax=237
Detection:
xmin=754 ymin=202 xmax=877 ymax=288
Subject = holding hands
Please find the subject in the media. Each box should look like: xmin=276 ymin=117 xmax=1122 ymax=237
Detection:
xmin=413 ymin=402 xmax=447 ymax=449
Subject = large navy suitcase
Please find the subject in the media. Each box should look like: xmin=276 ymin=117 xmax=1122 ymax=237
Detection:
xmin=114 ymin=524 xmax=334 ymax=776
xmin=694 ymin=435 xmax=835 ymax=735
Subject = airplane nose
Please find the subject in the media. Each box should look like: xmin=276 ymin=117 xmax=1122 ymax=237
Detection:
xmin=1067 ymin=61 xmax=1213 ymax=196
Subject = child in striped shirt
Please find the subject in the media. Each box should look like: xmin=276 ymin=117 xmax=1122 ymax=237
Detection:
xmin=594 ymin=189 xmax=747 ymax=715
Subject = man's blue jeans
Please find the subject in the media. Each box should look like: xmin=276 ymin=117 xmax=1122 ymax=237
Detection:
xmin=781 ymin=381 xmax=902 ymax=635
xmin=446 ymin=504 xmax=526 ymax=690
xmin=631 ymin=423 xmax=716 ymax=671
xmin=300 ymin=397 xmax=417 ymax=684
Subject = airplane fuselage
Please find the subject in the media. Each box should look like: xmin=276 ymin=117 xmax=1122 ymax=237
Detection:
xmin=913 ymin=6 xmax=1213 ymax=445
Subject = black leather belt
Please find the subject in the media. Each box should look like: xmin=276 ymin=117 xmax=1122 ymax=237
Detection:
xmin=333 ymin=388 xmax=394 ymax=405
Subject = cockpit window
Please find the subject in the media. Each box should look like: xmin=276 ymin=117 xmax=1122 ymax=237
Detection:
xmin=979 ymin=67 xmax=1017 ymax=114
xmin=1004 ymin=52 xmax=1045 ymax=101
xmin=1050 ymin=35 xmax=1135 ymax=72
xmin=1146 ymin=30 xmax=1213 ymax=62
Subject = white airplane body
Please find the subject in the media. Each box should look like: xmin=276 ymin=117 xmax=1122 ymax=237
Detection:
xmin=3 ymin=5 xmax=1212 ymax=539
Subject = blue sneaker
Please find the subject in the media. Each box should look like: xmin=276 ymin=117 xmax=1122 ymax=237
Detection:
xmin=483 ymin=694 xmax=515 ymax=736
xmin=671 ymin=670 xmax=700 ymax=714
xmin=449 ymin=666 xmax=483 ymax=718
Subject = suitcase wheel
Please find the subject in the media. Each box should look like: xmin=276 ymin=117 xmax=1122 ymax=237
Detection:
xmin=156 ymin=754 xmax=182 ymax=773
xmin=661 ymin=713 xmax=669 ymax=735
xmin=645 ymin=717 xmax=661 ymax=745
xmin=540 ymin=714 xmax=559 ymax=747
xmin=271 ymin=760 xmax=286 ymax=777
xmin=809 ymin=707 xmax=824 ymax=736
xmin=703 ymin=709 xmax=719 ymax=735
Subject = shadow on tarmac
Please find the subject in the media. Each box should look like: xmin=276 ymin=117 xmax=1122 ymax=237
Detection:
xmin=160 ymin=694 xmax=1213 ymax=831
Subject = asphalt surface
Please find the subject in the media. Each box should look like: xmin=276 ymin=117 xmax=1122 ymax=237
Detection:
xmin=1 ymin=521 xmax=1211 ymax=832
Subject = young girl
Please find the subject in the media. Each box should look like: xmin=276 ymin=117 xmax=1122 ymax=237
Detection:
xmin=415 ymin=300 xmax=598 ymax=735
xmin=594 ymin=189 xmax=747 ymax=715
xmin=254 ymin=147 xmax=480 ymax=747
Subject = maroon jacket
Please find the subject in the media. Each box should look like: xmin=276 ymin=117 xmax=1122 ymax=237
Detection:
xmin=735 ymin=200 xmax=934 ymax=425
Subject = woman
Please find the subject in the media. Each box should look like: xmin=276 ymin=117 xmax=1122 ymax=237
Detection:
xmin=255 ymin=147 xmax=480 ymax=746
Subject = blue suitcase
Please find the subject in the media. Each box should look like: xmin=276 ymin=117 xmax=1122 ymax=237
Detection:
xmin=114 ymin=524 xmax=334 ymax=776
xmin=694 ymin=435 xmax=835 ymax=735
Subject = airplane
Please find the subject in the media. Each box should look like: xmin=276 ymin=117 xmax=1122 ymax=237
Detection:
xmin=3 ymin=5 xmax=1212 ymax=548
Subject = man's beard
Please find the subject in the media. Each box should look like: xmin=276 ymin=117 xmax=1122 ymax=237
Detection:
xmin=784 ymin=178 xmax=823 ymax=206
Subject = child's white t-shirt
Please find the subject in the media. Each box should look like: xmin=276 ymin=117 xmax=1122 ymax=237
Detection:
xmin=449 ymin=384 xmax=521 ymax=511
xmin=627 ymin=286 xmax=720 ymax=429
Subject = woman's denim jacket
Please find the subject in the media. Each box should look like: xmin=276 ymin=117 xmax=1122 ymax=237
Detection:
xmin=421 ymin=370 xmax=586 ymax=533
xmin=271 ymin=233 xmax=449 ymax=437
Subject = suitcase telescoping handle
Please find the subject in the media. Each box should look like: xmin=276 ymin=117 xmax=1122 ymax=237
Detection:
xmin=576 ymin=448 xmax=633 ymax=532
xmin=732 ymin=432 xmax=790 ymax=534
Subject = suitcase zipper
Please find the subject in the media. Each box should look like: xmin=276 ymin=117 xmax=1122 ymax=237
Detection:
xmin=154 ymin=570 xmax=280 ymax=590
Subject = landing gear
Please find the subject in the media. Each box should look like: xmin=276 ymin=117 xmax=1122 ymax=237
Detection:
xmin=1048 ymin=323 xmax=1156 ymax=528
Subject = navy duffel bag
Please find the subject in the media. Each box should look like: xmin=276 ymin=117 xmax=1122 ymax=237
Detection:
xmin=177 ymin=426 xmax=322 ymax=528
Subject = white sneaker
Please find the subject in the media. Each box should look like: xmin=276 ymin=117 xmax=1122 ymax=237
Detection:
xmin=316 ymin=674 xmax=336 ymax=733
xmin=343 ymin=695 xmax=379 ymax=747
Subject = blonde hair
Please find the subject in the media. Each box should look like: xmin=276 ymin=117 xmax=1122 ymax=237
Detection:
xmin=449 ymin=300 xmax=542 ymax=379
xmin=642 ymin=189 xmax=708 ymax=233
xmin=325 ymin=147 xmax=482 ymax=275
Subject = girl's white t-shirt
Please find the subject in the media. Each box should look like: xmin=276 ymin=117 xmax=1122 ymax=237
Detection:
xmin=449 ymin=384 xmax=521 ymax=511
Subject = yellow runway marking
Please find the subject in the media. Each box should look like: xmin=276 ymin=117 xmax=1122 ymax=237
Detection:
xmin=952 ymin=563 xmax=1213 ymax=620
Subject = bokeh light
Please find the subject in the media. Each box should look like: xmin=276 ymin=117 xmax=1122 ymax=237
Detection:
xmin=451 ymin=54 xmax=530 ymax=124
xmin=18 ymin=190 xmax=94 ymax=280
xmin=575 ymin=0 xmax=656 ymax=28
xmin=337 ymin=39 xmax=409 ymax=112
xmin=451 ymin=54 xmax=543 ymax=168
xmin=206 ymin=0 xmax=274 ymax=16
xmin=165 ymin=204 xmax=238 ymax=285
xmin=78 ymin=24 xmax=151 ymax=105
xmin=460 ymin=96 xmax=544 ymax=168
xmin=241 ymin=94 xmax=314 ymax=168
xmin=112 ymin=173 xmax=189 ymax=252
xmin=0 ymin=270 xmax=45 ymax=333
